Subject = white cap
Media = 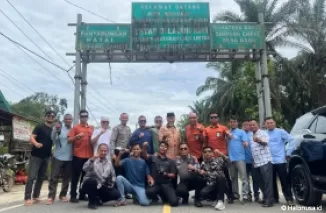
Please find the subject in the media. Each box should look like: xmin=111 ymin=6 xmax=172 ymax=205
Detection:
xmin=101 ymin=116 xmax=109 ymax=122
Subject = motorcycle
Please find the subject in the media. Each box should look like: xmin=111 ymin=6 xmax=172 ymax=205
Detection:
xmin=0 ymin=153 xmax=16 ymax=192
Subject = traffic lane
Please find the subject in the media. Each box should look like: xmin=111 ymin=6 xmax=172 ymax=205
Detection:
xmin=0 ymin=200 xmax=164 ymax=213
xmin=172 ymin=200 xmax=325 ymax=213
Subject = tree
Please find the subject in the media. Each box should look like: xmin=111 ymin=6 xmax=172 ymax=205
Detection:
xmin=10 ymin=92 xmax=68 ymax=121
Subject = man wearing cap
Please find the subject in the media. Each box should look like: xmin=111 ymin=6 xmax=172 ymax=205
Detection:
xmin=91 ymin=116 xmax=112 ymax=160
xmin=158 ymin=112 xmax=180 ymax=159
xmin=68 ymin=110 xmax=94 ymax=203
xmin=129 ymin=115 xmax=153 ymax=154
xmin=24 ymin=110 xmax=56 ymax=206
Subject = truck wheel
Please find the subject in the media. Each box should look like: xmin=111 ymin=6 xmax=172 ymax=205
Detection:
xmin=291 ymin=164 xmax=322 ymax=206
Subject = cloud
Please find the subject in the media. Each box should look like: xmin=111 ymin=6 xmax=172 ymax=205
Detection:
xmin=0 ymin=0 xmax=296 ymax=131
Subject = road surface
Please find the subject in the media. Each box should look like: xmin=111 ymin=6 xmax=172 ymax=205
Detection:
xmin=0 ymin=183 xmax=324 ymax=213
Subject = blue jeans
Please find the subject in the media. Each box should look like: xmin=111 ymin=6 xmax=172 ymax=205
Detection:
xmin=116 ymin=176 xmax=150 ymax=206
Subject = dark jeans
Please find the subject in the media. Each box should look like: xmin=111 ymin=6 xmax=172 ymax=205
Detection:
xmin=82 ymin=178 xmax=120 ymax=205
xmin=48 ymin=157 xmax=72 ymax=199
xmin=70 ymin=156 xmax=88 ymax=198
xmin=176 ymin=175 xmax=206 ymax=201
xmin=246 ymin=163 xmax=260 ymax=198
xmin=146 ymin=183 xmax=178 ymax=206
xmin=257 ymin=162 xmax=274 ymax=204
xmin=199 ymin=177 xmax=227 ymax=202
xmin=24 ymin=156 xmax=50 ymax=200
xmin=273 ymin=163 xmax=293 ymax=201
xmin=224 ymin=166 xmax=233 ymax=199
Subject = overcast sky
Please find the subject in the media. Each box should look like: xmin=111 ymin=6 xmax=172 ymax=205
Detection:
xmin=0 ymin=0 xmax=298 ymax=130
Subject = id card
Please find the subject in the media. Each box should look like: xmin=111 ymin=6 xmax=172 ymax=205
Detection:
xmin=216 ymin=132 xmax=221 ymax=137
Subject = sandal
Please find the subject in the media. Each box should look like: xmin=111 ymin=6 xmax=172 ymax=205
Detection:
xmin=33 ymin=198 xmax=41 ymax=204
xmin=46 ymin=198 xmax=54 ymax=205
xmin=24 ymin=199 xmax=33 ymax=206
xmin=59 ymin=196 xmax=69 ymax=202
xmin=114 ymin=199 xmax=126 ymax=207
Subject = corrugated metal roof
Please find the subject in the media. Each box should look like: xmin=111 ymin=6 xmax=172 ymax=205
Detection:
xmin=0 ymin=90 xmax=12 ymax=113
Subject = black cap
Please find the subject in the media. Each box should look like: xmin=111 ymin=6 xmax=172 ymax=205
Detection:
xmin=45 ymin=110 xmax=56 ymax=116
xmin=167 ymin=112 xmax=175 ymax=117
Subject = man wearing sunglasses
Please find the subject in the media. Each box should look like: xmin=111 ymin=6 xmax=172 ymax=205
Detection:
xmin=68 ymin=110 xmax=94 ymax=203
xmin=129 ymin=115 xmax=153 ymax=154
xmin=91 ymin=116 xmax=112 ymax=160
xmin=24 ymin=110 xmax=56 ymax=206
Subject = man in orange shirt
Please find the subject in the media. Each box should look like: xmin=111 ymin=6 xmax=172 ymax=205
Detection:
xmin=158 ymin=112 xmax=180 ymax=159
xmin=185 ymin=112 xmax=204 ymax=160
xmin=68 ymin=110 xmax=94 ymax=203
xmin=203 ymin=112 xmax=234 ymax=203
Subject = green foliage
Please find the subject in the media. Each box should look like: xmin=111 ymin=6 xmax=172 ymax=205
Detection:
xmin=10 ymin=92 xmax=67 ymax=121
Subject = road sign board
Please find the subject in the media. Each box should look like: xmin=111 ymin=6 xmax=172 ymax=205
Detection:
xmin=210 ymin=23 xmax=264 ymax=50
xmin=77 ymin=24 xmax=131 ymax=50
xmin=131 ymin=2 xmax=210 ymax=52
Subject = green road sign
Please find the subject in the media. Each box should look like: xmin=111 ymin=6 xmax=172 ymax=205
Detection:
xmin=131 ymin=2 xmax=210 ymax=52
xmin=77 ymin=24 xmax=131 ymax=50
xmin=210 ymin=23 xmax=264 ymax=50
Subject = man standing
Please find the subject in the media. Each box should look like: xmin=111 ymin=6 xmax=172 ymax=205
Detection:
xmin=110 ymin=113 xmax=132 ymax=159
xmin=203 ymin=112 xmax=234 ymax=203
xmin=185 ymin=112 xmax=204 ymax=160
xmin=159 ymin=112 xmax=180 ymax=159
xmin=147 ymin=115 xmax=163 ymax=153
xmin=47 ymin=114 xmax=73 ymax=204
xmin=265 ymin=117 xmax=295 ymax=206
xmin=24 ymin=110 xmax=55 ymax=206
xmin=242 ymin=119 xmax=260 ymax=202
xmin=129 ymin=115 xmax=153 ymax=154
xmin=228 ymin=117 xmax=250 ymax=202
xmin=91 ymin=116 xmax=112 ymax=160
xmin=114 ymin=143 xmax=153 ymax=206
xmin=68 ymin=110 xmax=94 ymax=203
xmin=249 ymin=119 xmax=274 ymax=207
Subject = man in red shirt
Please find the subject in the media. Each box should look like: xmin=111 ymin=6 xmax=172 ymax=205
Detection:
xmin=203 ymin=112 xmax=234 ymax=203
xmin=185 ymin=112 xmax=204 ymax=160
xmin=68 ymin=110 xmax=94 ymax=203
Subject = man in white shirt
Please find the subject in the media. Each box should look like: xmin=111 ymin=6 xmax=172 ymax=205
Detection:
xmin=91 ymin=116 xmax=112 ymax=160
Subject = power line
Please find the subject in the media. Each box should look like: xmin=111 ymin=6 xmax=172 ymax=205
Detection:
xmin=63 ymin=0 xmax=116 ymax=23
xmin=0 ymin=9 xmax=51 ymax=60
xmin=0 ymin=32 xmax=71 ymax=73
xmin=0 ymin=70 xmax=36 ymax=94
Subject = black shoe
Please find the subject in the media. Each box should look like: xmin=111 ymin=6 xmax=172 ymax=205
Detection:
xmin=255 ymin=197 xmax=262 ymax=203
xmin=258 ymin=200 xmax=265 ymax=204
xmin=79 ymin=195 xmax=87 ymax=201
xmin=181 ymin=199 xmax=188 ymax=205
xmin=228 ymin=198 xmax=234 ymax=204
xmin=96 ymin=199 xmax=103 ymax=206
xmin=88 ymin=203 xmax=97 ymax=209
xmin=274 ymin=199 xmax=279 ymax=203
xmin=126 ymin=194 xmax=133 ymax=199
xmin=195 ymin=200 xmax=203 ymax=207
xmin=262 ymin=203 xmax=273 ymax=207
xmin=233 ymin=193 xmax=240 ymax=200
xmin=70 ymin=197 xmax=79 ymax=203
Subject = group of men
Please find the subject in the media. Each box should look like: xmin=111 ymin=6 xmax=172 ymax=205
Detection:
xmin=24 ymin=109 xmax=296 ymax=210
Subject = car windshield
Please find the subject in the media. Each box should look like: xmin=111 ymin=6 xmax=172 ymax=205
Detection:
xmin=290 ymin=113 xmax=314 ymax=135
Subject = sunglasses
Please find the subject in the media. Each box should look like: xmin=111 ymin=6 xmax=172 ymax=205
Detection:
xmin=203 ymin=150 xmax=212 ymax=153
xmin=139 ymin=120 xmax=146 ymax=122
xmin=80 ymin=116 xmax=88 ymax=118
xmin=180 ymin=148 xmax=188 ymax=151
xmin=210 ymin=116 xmax=218 ymax=119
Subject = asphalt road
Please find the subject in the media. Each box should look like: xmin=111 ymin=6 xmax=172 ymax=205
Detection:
xmin=0 ymin=183 xmax=324 ymax=213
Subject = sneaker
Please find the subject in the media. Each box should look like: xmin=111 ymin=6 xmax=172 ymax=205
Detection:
xmin=215 ymin=200 xmax=226 ymax=211
xmin=211 ymin=200 xmax=218 ymax=207
xmin=70 ymin=197 xmax=79 ymax=203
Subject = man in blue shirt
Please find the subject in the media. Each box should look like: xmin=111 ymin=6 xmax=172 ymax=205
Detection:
xmin=114 ymin=143 xmax=153 ymax=206
xmin=242 ymin=119 xmax=261 ymax=202
xmin=47 ymin=114 xmax=73 ymax=204
xmin=265 ymin=117 xmax=294 ymax=206
xmin=228 ymin=117 xmax=250 ymax=202
xmin=129 ymin=115 xmax=153 ymax=154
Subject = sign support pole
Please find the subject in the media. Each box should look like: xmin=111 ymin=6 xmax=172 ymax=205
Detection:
xmin=81 ymin=62 xmax=87 ymax=110
xmin=259 ymin=12 xmax=272 ymax=119
xmin=73 ymin=14 xmax=82 ymax=125
xmin=255 ymin=59 xmax=265 ymax=127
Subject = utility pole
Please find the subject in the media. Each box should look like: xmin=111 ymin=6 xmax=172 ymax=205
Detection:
xmin=81 ymin=62 xmax=87 ymax=110
xmin=73 ymin=14 xmax=82 ymax=125
xmin=258 ymin=12 xmax=272 ymax=118
xmin=255 ymin=59 xmax=265 ymax=127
